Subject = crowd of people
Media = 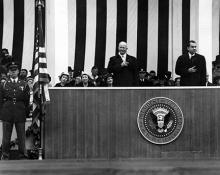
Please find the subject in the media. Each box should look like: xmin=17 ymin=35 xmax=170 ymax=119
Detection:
xmin=54 ymin=41 xmax=215 ymax=87
xmin=54 ymin=66 xmax=183 ymax=87
xmin=2 ymin=40 xmax=220 ymax=89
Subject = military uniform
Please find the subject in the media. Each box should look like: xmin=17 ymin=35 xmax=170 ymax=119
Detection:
xmin=0 ymin=62 xmax=30 ymax=160
xmin=0 ymin=79 xmax=30 ymax=122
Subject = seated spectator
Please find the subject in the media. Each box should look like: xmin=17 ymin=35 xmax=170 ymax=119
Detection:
xmin=26 ymin=76 xmax=34 ymax=90
xmin=76 ymin=73 xmax=95 ymax=87
xmin=74 ymin=76 xmax=82 ymax=86
xmin=101 ymin=73 xmax=114 ymax=87
xmin=90 ymin=66 xmax=102 ymax=86
xmin=67 ymin=70 xmax=82 ymax=87
xmin=98 ymin=68 xmax=110 ymax=86
xmin=149 ymin=70 xmax=157 ymax=80
xmin=149 ymin=70 xmax=159 ymax=86
xmin=106 ymin=75 xmax=114 ymax=87
xmin=26 ymin=76 xmax=34 ymax=117
xmin=174 ymin=77 xmax=181 ymax=86
xmin=164 ymin=71 xmax=175 ymax=86
xmin=19 ymin=69 xmax=28 ymax=81
xmin=54 ymin=72 xmax=69 ymax=87
xmin=158 ymin=76 xmax=166 ymax=87
xmin=213 ymin=55 xmax=220 ymax=80
xmin=138 ymin=69 xmax=152 ymax=86
xmin=68 ymin=66 xmax=74 ymax=82
xmin=213 ymin=76 xmax=220 ymax=86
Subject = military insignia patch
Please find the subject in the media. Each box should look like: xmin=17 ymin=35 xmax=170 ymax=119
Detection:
xmin=137 ymin=97 xmax=184 ymax=145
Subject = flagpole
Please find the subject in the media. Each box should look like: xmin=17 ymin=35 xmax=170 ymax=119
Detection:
xmin=36 ymin=0 xmax=46 ymax=160
xmin=32 ymin=0 xmax=50 ymax=160
xmin=40 ymin=84 xmax=45 ymax=160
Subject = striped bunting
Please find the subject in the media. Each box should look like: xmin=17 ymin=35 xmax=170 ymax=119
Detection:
xmin=53 ymin=0 xmax=193 ymax=81
xmin=32 ymin=0 xmax=50 ymax=124
xmin=0 ymin=0 xmax=35 ymax=72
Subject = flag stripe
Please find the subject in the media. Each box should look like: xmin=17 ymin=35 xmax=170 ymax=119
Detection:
xmin=94 ymin=0 xmax=107 ymax=69
xmin=127 ymin=0 xmax=137 ymax=57
xmin=12 ymin=0 xmax=24 ymax=64
xmin=2 ymin=0 xmax=14 ymax=54
xmin=182 ymin=0 xmax=190 ymax=54
xmin=218 ymin=2 xmax=220 ymax=55
xmin=32 ymin=0 xmax=50 ymax=126
xmin=116 ymin=0 xmax=127 ymax=54
xmin=158 ymin=0 xmax=169 ymax=78
xmin=0 ymin=0 xmax=3 ymax=49
xmin=68 ymin=0 xmax=76 ymax=67
xmin=22 ymin=0 xmax=35 ymax=70
xmin=169 ymin=0 xmax=183 ymax=77
xmin=147 ymin=0 xmax=158 ymax=73
xmin=84 ymin=0 xmax=96 ymax=73
xmin=137 ymin=0 xmax=148 ymax=70
xmin=74 ymin=0 xmax=87 ymax=72
xmin=190 ymin=0 xmax=199 ymax=43
xmin=104 ymin=0 xmax=117 ymax=68
xmin=212 ymin=0 xmax=219 ymax=57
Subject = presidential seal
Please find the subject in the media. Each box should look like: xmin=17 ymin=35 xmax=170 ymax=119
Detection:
xmin=137 ymin=97 xmax=184 ymax=144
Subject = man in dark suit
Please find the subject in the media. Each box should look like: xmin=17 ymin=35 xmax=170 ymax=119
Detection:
xmin=138 ymin=69 xmax=152 ymax=87
xmin=175 ymin=40 xmax=206 ymax=86
xmin=107 ymin=41 xmax=138 ymax=86
xmin=0 ymin=62 xmax=30 ymax=160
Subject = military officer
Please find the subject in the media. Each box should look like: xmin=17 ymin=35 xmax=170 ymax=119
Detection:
xmin=0 ymin=62 xmax=30 ymax=160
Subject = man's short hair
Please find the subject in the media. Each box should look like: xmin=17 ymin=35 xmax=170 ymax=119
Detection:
xmin=1 ymin=48 xmax=9 ymax=54
xmin=149 ymin=70 xmax=156 ymax=74
xmin=187 ymin=40 xmax=196 ymax=47
xmin=21 ymin=69 xmax=28 ymax=74
xmin=91 ymin=66 xmax=98 ymax=70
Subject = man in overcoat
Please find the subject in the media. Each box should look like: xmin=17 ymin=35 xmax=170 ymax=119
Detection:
xmin=175 ymin=40 xmax=206 ymax=86
xmin=107 ymin=41 xmax=138 ymax=86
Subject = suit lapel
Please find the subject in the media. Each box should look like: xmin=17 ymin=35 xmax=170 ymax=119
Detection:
xmin=126 ymin=54 xmax=131 ymax=62
xmin=117 ymin=55 xmax=123 ymax=63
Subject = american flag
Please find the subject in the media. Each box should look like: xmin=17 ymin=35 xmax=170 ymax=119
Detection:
xmin=32 ymin=0 xmax=50 ymax=125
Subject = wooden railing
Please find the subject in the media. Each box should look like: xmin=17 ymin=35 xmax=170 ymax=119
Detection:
xmin=44 ymin=87 xmax=220 ymax=159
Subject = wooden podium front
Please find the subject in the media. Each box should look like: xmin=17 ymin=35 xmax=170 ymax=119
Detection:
xmin=44 ymin=88 xmax=220 ymax=159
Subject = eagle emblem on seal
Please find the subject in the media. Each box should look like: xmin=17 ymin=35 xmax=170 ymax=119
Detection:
xmin=149 ymin=107 xmax=173 ymax=133
xmin=137 ymin=97 xmax=184 ymax=145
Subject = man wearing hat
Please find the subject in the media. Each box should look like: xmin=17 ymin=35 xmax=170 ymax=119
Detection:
xmin=0 ymin=62 xmax=30 ymax=160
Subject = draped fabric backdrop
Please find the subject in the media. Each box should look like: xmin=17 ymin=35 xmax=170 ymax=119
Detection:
xmin=0 ymin=0 xmax=218 ymax=84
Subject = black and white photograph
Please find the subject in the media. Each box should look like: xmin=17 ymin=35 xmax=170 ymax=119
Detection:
xmin=0 ymin=0 xmax=220 ymax=174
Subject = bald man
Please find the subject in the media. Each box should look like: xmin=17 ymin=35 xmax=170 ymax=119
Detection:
xmin=107 ymin=41 xmax=138 ymax=86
